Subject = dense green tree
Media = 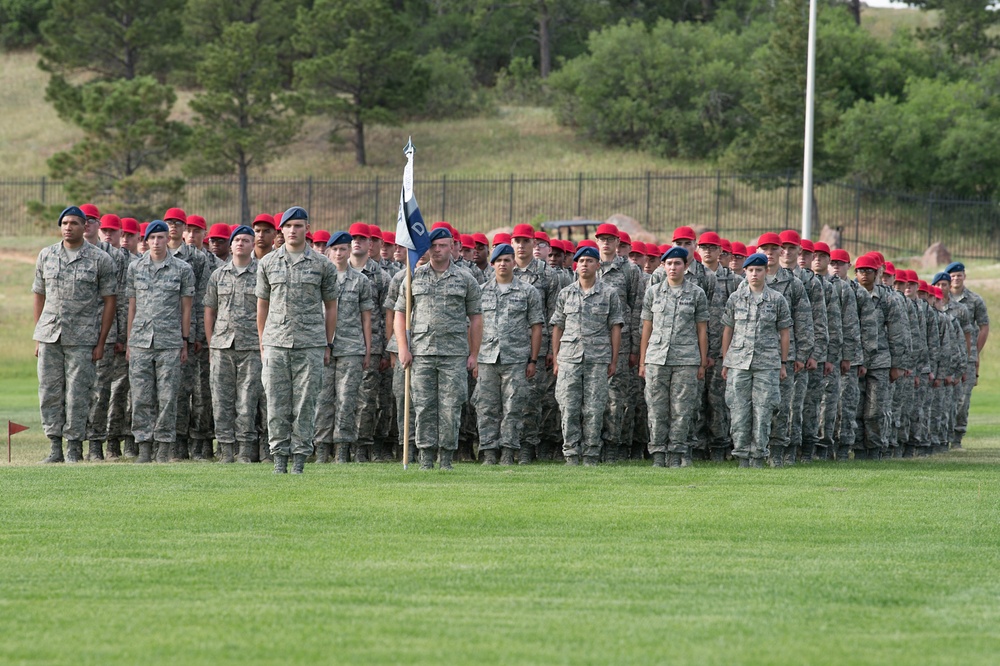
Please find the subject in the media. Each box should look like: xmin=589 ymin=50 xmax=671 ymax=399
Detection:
xmin=912 ymin=0 xmax=1000 ymax=63
xmin=0 ymin=0 xmax=51 ymax=50
xmin=187 ymin=21 xmax=302 ymax=224
xmin=46 ymin=76 xmax=189 ymax=219
xmin=294 ymin=0 xmax=424 ymax=166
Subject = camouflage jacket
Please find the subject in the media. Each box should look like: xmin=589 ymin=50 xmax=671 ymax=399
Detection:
xmin=478 ymin=277 xmax=545 ymax=365
xmin=550 ymin=280 xmax=624 ymax=364
xmin=169 ymin=242 xmax=209 ymax=344
xmin=641 ymin=278 xmax=709 ymax=366
xmin=721 ymin=281 xmax=793 ymax=371
xmin=331 ymin=265 xmax=374 ymax=357
xmin=598 ymin=255 xmax=644 ymax=354
xmin=394 ymin=260 xmax=482 ymax=357
xmin=707 ymin=264 xmax=743 ymax=359
xmin=766 ymin=267 xmax=814 ymax=362
xmin=256 ymin=245 xmax=340 ymax=348
xmin=205 ymin=258 xmax=259 ymax=351
xmin=793 ymin=266 xmax=829 ymax=362
xmin=951 ymin=288 xmax=988 ymax=363
xmin=33 ymin=241 xmax=117 ymax=346
xmin=353 ymin=257 xmax=390 ymax=357
xmin=126 ymin=252 xmax=196 ymax=349
xmin=513 ymin=258 xmax=562 ymax=356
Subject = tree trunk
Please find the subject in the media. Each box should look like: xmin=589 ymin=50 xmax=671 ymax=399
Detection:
xmin=238 ymin=154 xmax=251 ymax=226
xmin=354 ymin=115 xmax=367 ymax=167
xmin=701 ymin=0 xmax=714 ymax=21
xmin=537 ymin=0 xmax=551 ymax=78
xmin=850 ymin=0 xmax=861 ymax=26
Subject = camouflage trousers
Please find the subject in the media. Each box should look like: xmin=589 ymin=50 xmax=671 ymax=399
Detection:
xmin=600 ymin=348 xmax=631 ymax=452
xmin=857 ymin=368 xmax=890 ymax=452
xmin=800 ymin=367 xmax=825 ymax=455
xmin=704 ymin=360 xmax=730 ymax=449
xmin=818 ymin=370 xmax=842 ymax=452
xmin=629 ymin=372 xmax=649 ymax=455
xmin=86 ymin=342 xmax=115 ymax=441
xmin=539 ymin=366 xmax=563 ymax=458
xmin=355 ymin=364 xmax=381 ymax=450
xmin=262 ymin=346 xmax=325 ymax=457
xmin=411 ymin=355 xmax=468 ymax=451
xmin=907 ymin=373 xmax=931 ymax=449
xmin=644 ymin=364 xmax=699 ymax=455
xmin=189 ymin=346 xmax=214 ymax=442
xmin=315 ymin=355 xmax=364 ymax=445
xmin=927 ymin=383 xmax=945 ymax=447
xmin=391 ymin=357 xmax=415 ymax=454
xmin=107 ymin=349 xmax=132 ymax=440
xmin=128 ymin=346 xmax=182 ymax=443
xmin=473 ymin=362 xmax=530 ymax=450
xmin=37 ymin=342 xmax=96 ymax=441
xmin=556 ymin=361 xmax=609 ymax=459
xmin=726 ymin=367 xmax=780 ymax=460
xmin=953 ymin=361 xmax=978 ymax=444
xmin=620 ymin=365 xmax=640 ymax=454
xmin=520 ymin=363 xmax=548 ymax=453
xmin=686 ymin=374 xmax=706 ymax=454
xmin=768 ymin=362 xmax=796 ymax=449
xmin=376 ymin=362 xmax=396 ymax=454
xmin=175 ymin=348 xmax=195 ymax=439
xmin=209 ymin=348 xmax=262 ymax=445
xmin=889 ymin=373 xmax=914 ymax=451
xmin=254 ymin=392 xmax=269 ymax=462
xmin=836 ymin=370 xmax=861 ymax=450
xmin=788 ymin=365 xmax=809 ymax=451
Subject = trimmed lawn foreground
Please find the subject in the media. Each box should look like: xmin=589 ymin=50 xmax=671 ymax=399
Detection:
xmin=1 ymin=457 xmax=999 ymax=664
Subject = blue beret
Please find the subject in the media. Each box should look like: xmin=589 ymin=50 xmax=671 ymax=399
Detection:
xmin=57 ymin=206 xmax=85 ymax=226
xmin=945 ymin=261 xmax=965 ymax=274
xmin=326 ymin=231 xmax=352 ymax=247
xmin=229 ymin=225 xmax=254 ymax=241
xmin=145 ymin=220 xmax=169 ymax=239
xmin=743 ymin=252 xmax=768 ymax=269
xmin=932 ymin=271 xmax=951 ymax=286
xmin=429 ymin=227 xmax=452 ymax=243
xmin=280 ymin=206 xmax=308 ymax=227
xmin=574 ymin=246 xmax=600 ymax=262
xmin=660 ymin=246 xmax=689 ymax=262
xmin=490 ymin=243 xmax=514 ymax=263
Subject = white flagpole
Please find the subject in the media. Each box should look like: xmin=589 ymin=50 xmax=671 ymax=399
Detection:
xmin=802 ymin=0 xmax=818 ymax=241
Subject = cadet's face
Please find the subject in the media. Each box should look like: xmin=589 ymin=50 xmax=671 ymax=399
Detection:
xmin=253 ymin=223 xmax=276 ymax=250
xmin=798 ymin=251 xmax=812 ymax=269
xmin=461 ymin=247 xmax=474 ymax=261
xmin=780 ymin=243 xmax=799 ymax=265
xmin=231 ymin=234 xmax=253 ymax=258
xmin=617 ymin=244 xmax=630 ymax=257
xmin=512 ymin=236 xmax=533 ymax=261
xmin=209 ymin=237 xmax=230 ymax=257
xmin=936 ymin=280 xmax=951 ymax=296
xmin=493 ymin=255 xmax=513 ymax=278
xmin=475 ymin=243 xmax=488 ymax=263
xmin=596 ymin=235 xmax=618 ymax=257
xmin=905 ymin=283 xmax=919 ymax=298
xmin=812 ymin=253 xmax=829 ymax=274
xmin=548 ymin=249 xmax=564 ymax=269
xmin=729 ymin=255 xmax=742 ymax=271
xmin=698 ymin=244 xmax=720 ymax=265
xmin=745 ymin=265 xmax=766 ymax=288
xmin=99 ymin=228 xmax=121 ymax=246
xmin=576 ymin=255 xmax=598 ymax=279
xmin=351 ymin=236 xmax=370 ymax=258
xmin=282 ymin=220 xmax=307 ymax=249
xmin=122 ymin=232 xmax=138 ymax=253
xmin=645 ymin=256 xmax=660 ymax=274
xmin=881 ymin=272 xmax=894 ymax=286
xmin=185 ymin=227 xmax=205 ymax=247
xmin=674 ymin=239 xmax=695 ymax=252
xmin=831 ymin=261 xmax=848 ymax=279
xmin=166 ymin=219 xmax=185 ymax=241
xmin=60 ymin=216 xmax=86 ymax=244
xmin=83 ymin=217 xmax=99 ymax=241
xmin=381 ymin=243 xmax=394 ymax=260
xmin=533 ymin=242 xmax=550 ymax=261
xmin=628 ymin=252 xmax=646 ymax=270
xmin=951 ymin=271 xmax=965 ymax=290
xmin=665 ymin=258 xmax=686 ymax=283
xmin=329 ymin=244 xmax=351 ymax=264
xmin=856 ymin=267 xmax=876 ymax=288
xmin=430 ymin=238 xmax=452 ymax=263
xmin=274 ymin=230 xmax=285 ymax=247
xmin=147 ymin=232 xmax=168 ymax=257
xmin=759 ymin=244 xmax=780 ymax=265
xmin=394 ymin=244 xmax=407 ymax=263
xmin=370 ymin=239 xmax=381 ymax=258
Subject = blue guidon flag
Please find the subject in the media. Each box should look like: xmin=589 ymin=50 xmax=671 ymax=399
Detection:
xmin=395 ymin=137 xmax=431 ymax=272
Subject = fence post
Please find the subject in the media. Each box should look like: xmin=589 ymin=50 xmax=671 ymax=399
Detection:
xmin=853 ymin=177 xmax=861 ymax=252
xmin=784 ymin=168 xmax=793 ymax=228
xmin=441 ymin=174 xmax=447 ymax=220
xmin=307 ymin=176 xmax=313 ymax=213
xmin=926 ymin=194 xmax=934 ymax=248
xmin=645 ymin=171 xmax=652 ymax=229
xmin=714 ymin=170 xmax=722 ymax=231
xmin=577 ymin=172 xmax=583 ymax=217
xmin=509 ymin=173 xmax=515 ymax=226
xmin=40 ymin=176 xmax=46 ymax=204
xmin=374 ymin=175 xmax=380 ymax=224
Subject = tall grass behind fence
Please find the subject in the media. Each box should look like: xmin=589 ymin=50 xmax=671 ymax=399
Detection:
xmin=4 ymin=171 xmax=999 ymax=259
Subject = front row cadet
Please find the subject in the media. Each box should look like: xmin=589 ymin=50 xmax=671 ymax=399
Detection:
xmin=256 ymin=206 xmax=340 ymax=474
xmin=395 ymin=226 xmax=483 ymax=471
xmin=720 ymin=253 xmax=791 ymax=467
xmin=315 ymin=231 xmax=373 ymax=463
xmin=638 ymin=246 xmax=709 ymax=468
xmin=204 ymin=225 xmax=261 ymax=464
xmin=126 ymin=220 xmax=195 ymax=463
xmin=474 ymin=243 xmax=544 ymax=465
xmin=34 ymin=206 xmax=118 ymax=464
xmin=551 ymin=245 xmax=624 ymax=466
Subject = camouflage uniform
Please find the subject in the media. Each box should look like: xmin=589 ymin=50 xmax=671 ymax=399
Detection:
xmin=856 ymin=284 xmax=910 ymax=457
xmin=474 ymin=276 xmax=545 ymax=454
xmin=84 ymin=240 xmax=129 ymax=459
xmin=765 ymin=267 xmax=814 ymax=463
xmin=394 ymin=260 xmax=482 ymax=454
xmin=942 ymin=298 xmax=973 ymax=448
xmin=204 ymin=258 xmax=262 ymax=460
xmin=353 ymin=258 xmax=390 ymax=461
xmin=702 ymin=264 xmax=742 ymax=459
xmin=257 ymin=245 xmax=340 ymax=458
xmin=550 ymin=280 xmax=624 ymax=461
xmin=950 ymin=288 xmax=988 ymax=446
xmin=791 ymin=267 xmax=829 ymax=463
xmin=640 ymin=279 xmax=709 ymax=458
xmin=33 ymin=242 xmax=117 ymax=454
xmin=189 ymin=249 xmax=221 ymax=458
xmin=837 ymin=281 xmax=877 ymax=460
xmin=512 ymin=258 xmax=561 ymax=461
xmin=820 ymin=275 xmax=858 ymax=459
xmin=126 ymin=253 xmax=196 ymax=453
xmin=168 ymin=242 xmax=209 ymax=458
xmin=315 ymin=266 xmax=374 ymax=458
xmin=909 ymin=297 xmax=940 ymax=455
xmin=385 ymin=268 xmax=414 ymax=459
xmin=722 ymin=281 xmax=793 ymax=461
xmin=939 ymin=304 xmax=969 ymax=450
xmin=108 ymin=250 xmax=141 ymax=455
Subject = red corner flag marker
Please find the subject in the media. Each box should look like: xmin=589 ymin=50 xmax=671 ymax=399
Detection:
xmin=8 ymin=421 xmax=28 ymax=463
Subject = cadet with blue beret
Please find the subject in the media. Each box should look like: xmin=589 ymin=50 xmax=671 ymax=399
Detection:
xmin=945 ymin=261 xmax=989 ymax=449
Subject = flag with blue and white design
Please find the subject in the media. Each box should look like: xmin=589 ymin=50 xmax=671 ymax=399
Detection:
xmin=395 ymin=137 xmax=430 ymax=272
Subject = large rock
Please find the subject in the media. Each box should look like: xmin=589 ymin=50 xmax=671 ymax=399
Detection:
xmin=922 ymin=242 xmax=951 ymax=269
xmin=819 ymin=224 xmax=842 ymax=249
xmin=603 ymin=213 xmax=659 ymax=244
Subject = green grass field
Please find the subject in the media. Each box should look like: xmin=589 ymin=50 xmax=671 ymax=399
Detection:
xmin=2 ymin=241 xmax=1000 ymax=664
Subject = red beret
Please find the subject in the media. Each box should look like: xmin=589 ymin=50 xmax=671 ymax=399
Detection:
xmin=208 ymin=223 xmax=231 ymax=240
xmin=730 ymin=241 xmax=747 ymax=257
xmin=855 ymin=254 xmax=879 ymax=270
xmin=120 ymin=218 xmax=140 ymax=235
xmin=747 ymin=245 xmax=757 ymax=254
xmin=672 ymin=226 xmax=696 ymax=241
xmin=493 ymin=232 xmax=512 ymax=245
xmin=778 ymin=230 xmax=801 ymax=246
xmin=934 ymin=286 xmax=943 ymax=299
xmin=658 ymin=243 xmax=671 ymax=254
xmin=694 ymin=250 xmax=703 ymax=263
xmin=800 ymin=239 xmax=814 ymax=253
xmin=348 ymin=222 xmax=371 ymax=238
xmin=382 ymin=231 xmax=396 ymax=245
xmin=595 ymin=223 xmax=619 ymax=238
xmin=460 ymin=234 xmax=475 ymax=249
xmin=186 ymin=215 xmax=207 ymax=230
xmin=630 ymin=241 xmax=646 ymax=254
xmin=253 ymin=213 xmax=276 ymax=229
xmin=534 ymin=231 xmax=551 ymax=244
xmin=830 ymin=249 xmax=851 ymax=264
xmin=646 ymin=243 xmax=661 ymax=258
xmin=697 ymin=231 xmax=721 ymax=247
xmin=312 ymin=230 xmax=331 ymax=245
xmin=473 ymin=232 xmax=489 ymax=246
xmin=813 ymin=242 xmax=831 ymax=255
xmin=139 ymin=223 xmax=148 ymax=236
xmin=164 ymin=207 xmax=187 ymax=223
xmin=80 ymin=203 xmax=101 ymax=220
xmin=511 ymin=224 xmax=535 ymax=239
xmin=578 ymin=239 xmax=599 ymax=249
xmin=757 ymin=232 xmax=782 ymax=248
xmin=368 ymin=225 xmax=383 ymax=240
xmin=618 ymin=231 xmax=632 ymax=245
xmin=305 ymin=232 xmax=314 ymax=242
xmin=431 ymin=221 xmax=449 ymax=231
xmin=884 ymin=262 xmax=896 ymax=276
xmin=99 ymin=214 xmax=121 ymax=231
xmin=918 ymin=279 xmax=930 ymax=293
xmin=720 ymin=239 xmax=732 ymax=254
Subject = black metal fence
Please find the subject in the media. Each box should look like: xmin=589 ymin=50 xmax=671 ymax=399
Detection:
xmin=4 ymin=171 xmax=1000 ymax=260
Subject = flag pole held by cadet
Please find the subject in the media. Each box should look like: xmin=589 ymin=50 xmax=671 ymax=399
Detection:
xmin=396 ymin=137 xmax=431 ymax=469
xmin=8 ymin=421 xmax=28 ymax=463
